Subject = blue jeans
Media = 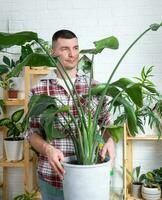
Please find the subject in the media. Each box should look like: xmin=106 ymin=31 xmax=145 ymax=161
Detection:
xmin=38 ymin=176 xmax=64 ymax=200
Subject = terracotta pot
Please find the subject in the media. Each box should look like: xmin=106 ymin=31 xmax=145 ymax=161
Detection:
xmin=8 ymin=89 xmax=18 ymax=99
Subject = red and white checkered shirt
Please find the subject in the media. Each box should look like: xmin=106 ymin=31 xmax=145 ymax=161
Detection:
xmin=26 ymin=70 xmax=109 ymax=189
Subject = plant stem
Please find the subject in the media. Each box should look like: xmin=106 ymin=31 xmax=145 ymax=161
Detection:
xmin=93 ymin=27 xmax=151 ymax=135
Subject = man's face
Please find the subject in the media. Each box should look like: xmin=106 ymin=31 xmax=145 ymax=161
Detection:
xmin=52 ymin=37 xmax=79 ymax=70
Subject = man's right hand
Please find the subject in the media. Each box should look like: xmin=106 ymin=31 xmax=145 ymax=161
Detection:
xmin=44 ymin=145 xmax=65 ymax=180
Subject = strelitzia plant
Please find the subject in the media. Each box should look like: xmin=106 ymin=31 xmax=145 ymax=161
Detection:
xmin=0 ymin=22 xmax=162 ymax=165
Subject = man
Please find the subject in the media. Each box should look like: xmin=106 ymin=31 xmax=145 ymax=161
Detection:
xmin=26 ymin=30 xmax=115 ymax=200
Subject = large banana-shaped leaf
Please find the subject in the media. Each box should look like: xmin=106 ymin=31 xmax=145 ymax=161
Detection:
xmin=80 ymin=36 xmax=119 ymax=54
xmin=90 ymin=84 xmax=121 ymax=97
xmin=26 ymin=94 xmax=57 ymax=119
xmin=0 ymin=31 xmax=38 ymax=50
xmin=107 ymin=125 xmax=124 ymax=143
xmin=111 ymin=78 xmax=143 ymax=107
xmin=118 ymin=98 xmax=138 ymax=136
xmin=7 ymin=53 xmax=56 ymax=78
xmin=41 ymin=107 xmax=69 ymax=140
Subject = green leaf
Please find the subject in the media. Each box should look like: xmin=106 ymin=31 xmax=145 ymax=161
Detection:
xmin=80 ymin=48 xmax=100 ymax=55
xmin=111 ymin=78 xmax=134 ymax=89
xmin=94 ymin=36 xmax=119 ymax=51
xmin=107 ymin=125 xmax=124 ymax=143
xmin=136 ymin=166 xmax=141 ymax=179
xmin=16 ymin=123 xmax=24 ymax=133
xmin=26 ymin=95 xmax=57 ymax=119
xmin=78 ymin=55 xmax=92 ymax=73
xmin=90 ymin=84 xmax=121 ymax=97
xmin=0 ymin=31 xmax=38 ymax=50
xmin=126 ymin=84 xmax=143 ymax=108
xmin=7 ymin=53 xmax=56 ymax=78
xmin=0 ymin=65 xmax=9 ymax=75
xmin=111 ymin=78 xmax=143 ymax=107
xmin=150 ymin=23 xmax=162 ymax=31
xmin=142 ymin=84 xmax=157 ymax=94
xmin=3 ymin=56 xmax=10 ymax=66
xmin=40 ymin=106 xmax=69 ymax=140
xmin=0 ymin=99 xmax=6 ymax=114
xmin=80 ymin=36 xmax=119 ymax=54
xmin=0 ymin=118 xmax=11 ymax=126
xmin=11 ymin=109 xmax=24 ymax=123
xmin=119 ymin=98 xmax=138 ymax=136
xmin=126 ymin=168 xmax=135 ymax=182
xmin=95 ymin=134 xmax=104 ymax=144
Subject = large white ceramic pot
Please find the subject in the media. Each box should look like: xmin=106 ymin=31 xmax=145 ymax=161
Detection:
xmin=141 ymin=184 xmax=161 ymax=200
xmin=131 ymin=183 xmax=142 ymax=198
xmin=4 ymin=137 xmax=24 ymax=161
xmin=62 ymin=156 xmax=111 ymax=200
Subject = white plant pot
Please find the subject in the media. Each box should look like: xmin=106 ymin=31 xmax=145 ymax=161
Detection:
xmin=4 ymin=138 xmax=24 ymax=161
xmin=131 ymin=183 xmax=142 ymax=198
xmin=62 ymin=156 xmax=111 ymax=200
xmin=141 ymin=185 xmax=161 ymax=200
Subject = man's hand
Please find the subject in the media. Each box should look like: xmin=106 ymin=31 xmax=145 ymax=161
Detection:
xmin=44 ymin=145 xmax=65 ymax=180
xmin=100 ymin=137 xmax=115 ymax=168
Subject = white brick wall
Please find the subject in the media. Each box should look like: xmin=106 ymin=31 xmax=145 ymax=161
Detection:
xmin=0 ymin=0 xmax=162 ymax=199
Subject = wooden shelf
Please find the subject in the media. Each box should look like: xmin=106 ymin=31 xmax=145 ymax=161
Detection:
xmin=0 ymin=159 xmax=24 ymax=167
xmin=33 ymin=191 xmax=41 ymax=200
xmin=28 ymin=67 xmax=53 ymax=75
xmin=127 ymin=195 xmax=162 ymax=200
xmin=4 ymin=99 xmax=25 ymax=106
xmin=127 ymin=135 xmax=162 ymax=141
xmin=127 ymin=194 xmax=142 ymax=199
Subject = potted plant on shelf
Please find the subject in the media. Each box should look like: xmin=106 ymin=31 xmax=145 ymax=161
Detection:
xmin=141 ymin=170 xmax=162 ymax=200
xmin=0 ymin=56 xmax=19 ymax=99
xmin=126 ymin=166 xmax=145 ymax=198
xmin=13 ymin=189 xmax=38 ymax=200
xmin=0 ymin=109 xmax=25 ymax=161
xmin=0 ymin=22 xmax=162 ymax=200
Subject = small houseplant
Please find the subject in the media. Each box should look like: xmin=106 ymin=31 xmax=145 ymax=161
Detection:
xmin=126 ymin=166 xmax=145 ymax=198
xmin=0 ymin=109 xmax=25 ymax=161
xmin=0 ymin=23 xmax=162 ymax=199
xmin=0 ymin=56 xmax=19 ymax=98
xmin=141 ymin=171 xmax=162 ymax=200
xmin=13 ymin=190 xmax=38 ymax=200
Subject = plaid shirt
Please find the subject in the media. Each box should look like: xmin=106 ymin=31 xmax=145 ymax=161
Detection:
xmin=26 ymin=70 xmax=109 ymax=189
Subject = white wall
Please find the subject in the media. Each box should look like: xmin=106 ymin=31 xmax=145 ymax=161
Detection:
xmin=0 ymin=0 xmax=162 ymax=199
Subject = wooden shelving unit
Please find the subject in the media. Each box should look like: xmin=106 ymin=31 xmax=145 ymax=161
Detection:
xmin=24 ymin=66 xmax=53 ymax=199
xmin=0 ymin=67 xmax=51 ymax=199
xmin=0 ymin=97 xmax=31 ymax=199
xmin=123 ymin=124 xmax=162 ymax=200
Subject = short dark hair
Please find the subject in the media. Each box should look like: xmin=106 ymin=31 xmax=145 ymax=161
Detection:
xmin=52 ymin=29 xmax=77 ymax=43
